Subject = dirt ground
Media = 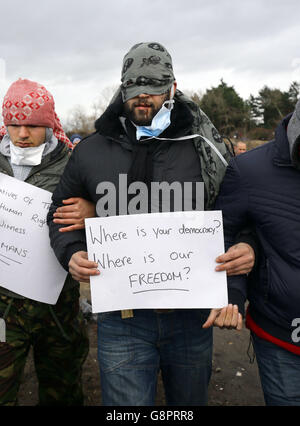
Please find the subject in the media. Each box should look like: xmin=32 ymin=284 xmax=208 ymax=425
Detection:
xmin=17 ymin=284 xmax=265 ymax=406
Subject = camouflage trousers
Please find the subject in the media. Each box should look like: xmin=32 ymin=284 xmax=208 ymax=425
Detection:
xmin=0 ymin=285 xmax=89 ymax=406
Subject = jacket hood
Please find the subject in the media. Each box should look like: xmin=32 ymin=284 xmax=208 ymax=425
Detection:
xmin=94 ymin=86 xmax=194 ymax=142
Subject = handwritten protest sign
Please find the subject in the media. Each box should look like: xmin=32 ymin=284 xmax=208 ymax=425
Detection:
xmin=85 ymin=211 xmax=228 ymax=313
xmin=0 ymin=173 xmax=67 ymax=304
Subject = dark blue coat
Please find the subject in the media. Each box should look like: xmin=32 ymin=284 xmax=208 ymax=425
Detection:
xmin=215 ymin=115 xmax=300 ymax=346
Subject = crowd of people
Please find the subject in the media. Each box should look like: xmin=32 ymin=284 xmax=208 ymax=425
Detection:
xmin=0 ymin=41 xmax=299 ymax=406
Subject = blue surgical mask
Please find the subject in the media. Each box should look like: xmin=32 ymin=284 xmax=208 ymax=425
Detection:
xmin=135 ymin=100 xmax=174 ymax=140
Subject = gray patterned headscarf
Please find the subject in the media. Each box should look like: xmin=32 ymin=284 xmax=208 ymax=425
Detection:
xmin=121 ymin=42 xmax=175 ymax=102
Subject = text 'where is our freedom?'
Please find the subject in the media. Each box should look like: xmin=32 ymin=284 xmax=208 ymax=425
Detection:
xmin=85 ymin=211 xmax=228 ymax=313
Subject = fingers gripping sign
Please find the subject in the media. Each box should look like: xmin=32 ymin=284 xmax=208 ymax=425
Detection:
xmin=69 ymin=251 xmax=100 ymax=283
xmin=215 ymin=242 xmax=255 ymax=276
xmin=202 ymin=305 xmax=243 ymax=330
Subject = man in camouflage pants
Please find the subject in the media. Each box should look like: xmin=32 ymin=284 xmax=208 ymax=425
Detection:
xmin=0 ymin=79 xmax=89 ymax=406
xmin=0 ymin=289 xmax=88 ymax=405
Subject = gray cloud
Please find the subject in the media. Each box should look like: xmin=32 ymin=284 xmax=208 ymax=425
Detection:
xmin=1 ymin=0 xmax=300 ymax=120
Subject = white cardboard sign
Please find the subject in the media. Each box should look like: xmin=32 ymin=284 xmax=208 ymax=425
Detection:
xmin=85 ymin=211 xmax=228 ymax=313
xmin=0 ymin=172 xmax=67 ymax=304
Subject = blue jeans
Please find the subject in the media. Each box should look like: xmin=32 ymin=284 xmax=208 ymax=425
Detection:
xmin=252 ymin=333 xmax=300 ymax=406
xmin=97 ymin=309 xmax=212 ymax=406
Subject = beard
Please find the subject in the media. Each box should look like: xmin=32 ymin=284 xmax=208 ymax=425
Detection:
xmin=124 ymin=93 xmax=169 ymax=126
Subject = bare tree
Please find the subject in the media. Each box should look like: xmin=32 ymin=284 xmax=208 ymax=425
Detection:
xmin=65 ymin=85 xmax=119 ymax=137
xmin=64 ymin=104 xmax=95 ymax=136
xmin=91 ymin=85 xmax=119 ymax=120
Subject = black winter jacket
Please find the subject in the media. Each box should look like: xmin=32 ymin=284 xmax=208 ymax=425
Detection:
xmin=47 ymin=93 xmax=232 ymax=273
xmin=48 ymin=98 xmax=208 ymax=269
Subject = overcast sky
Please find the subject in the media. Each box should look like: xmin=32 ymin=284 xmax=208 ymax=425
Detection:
xmin=1 ymin=0 xmax=300 ymax=125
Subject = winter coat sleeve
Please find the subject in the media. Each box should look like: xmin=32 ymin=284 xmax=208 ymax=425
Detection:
xmin=47 ymin=149 xmax=92 ymax=271
xmin=215 ymin=157 xmax=252 ymax=316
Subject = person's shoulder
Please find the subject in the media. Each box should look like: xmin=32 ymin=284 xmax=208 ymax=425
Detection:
xmin=71 ymin=131 xmax=107 ymax=153
xmin=235 ymin=140 xmax=274 ymax=163
xmin=230 ymin=141 xmax=275 ymax=181
xmin=79 ymin=131 xmax=102 ymax=145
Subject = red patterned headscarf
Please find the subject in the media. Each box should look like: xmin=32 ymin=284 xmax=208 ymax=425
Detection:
xmin=0 ymin=78 xmax=71 ymax=148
